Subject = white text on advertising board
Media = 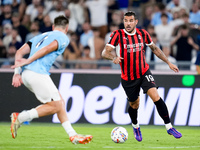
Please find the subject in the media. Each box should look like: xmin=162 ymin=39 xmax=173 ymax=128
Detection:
xmin=52 ymin=73 xmax=200 ymax=126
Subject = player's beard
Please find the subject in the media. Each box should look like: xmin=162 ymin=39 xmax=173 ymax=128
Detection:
xmin=125 ymin=25 xmax=135 ymax=34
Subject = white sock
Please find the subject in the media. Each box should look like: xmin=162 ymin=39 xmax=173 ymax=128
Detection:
xmin=132 ymin=123 xmax=140 ymax=129
xmin=62 ymin=121 xmax=77 ymax=137
xmin=18 ymin=108 xmax=39 ymax=123
xmin=165 ymin=122 xmax=173 ymax=130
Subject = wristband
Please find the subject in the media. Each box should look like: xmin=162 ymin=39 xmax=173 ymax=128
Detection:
xmin=14 ymin=67 xmax=22 ymax=75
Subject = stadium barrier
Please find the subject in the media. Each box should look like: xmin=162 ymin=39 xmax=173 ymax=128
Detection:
xmin=0 ymin=58 xmax=196 ymax=70
xmin=0 ymin=69 xmax=199 ymax=126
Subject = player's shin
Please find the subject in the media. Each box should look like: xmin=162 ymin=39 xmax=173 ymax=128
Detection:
xmin=18 ymin=108 xmax=39 ymax=123
xmin=62 ymin=121 xmax=77 ymax=137
xmin=154 ymin=98 xmax=172 ymax=128
xmin=128 ymin=106 xmax=139 ymax=127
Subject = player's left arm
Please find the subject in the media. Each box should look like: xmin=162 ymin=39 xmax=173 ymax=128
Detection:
xmin=12 ymin=43 xmax=31 ymax=87
xmin=12 ymin=40 xmax=58 ymax=68
xmin=149 ymin=43 xmax=179 ymax=72
xmin=102 ymin=45 xmax=123 ymax=64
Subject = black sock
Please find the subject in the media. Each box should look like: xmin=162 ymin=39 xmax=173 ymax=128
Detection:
xmin=128 ymin=106 xmax=138 ymax=124
xmin=154 ymin=98 xmax=170 ymax=124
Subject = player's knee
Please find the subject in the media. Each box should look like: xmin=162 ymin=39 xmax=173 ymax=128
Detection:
xmin=129 ymin=101 xmax=139 ymax=109
xmin=56 ymin=99 xmax=66 ymax=112
xmin=147 ymin=88 xmax=160 ymax=102
xmin=151 ymin=94 xmax=160 ymax=102
xmin=130 ymin=104 xmax=139 ymax=109
xmin=51 ymin=104 xmax=60 ymax=114
xmin=52 ymin=107 xmax=59 ymax=114
xmin=154 ymin=96 xmax=161 ymax=102
xmin=49 ymin=100 xmax=63 ymax=114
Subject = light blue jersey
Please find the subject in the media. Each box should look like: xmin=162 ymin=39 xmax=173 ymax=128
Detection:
xmin=24 ymin=30 xmax=69 ymax=75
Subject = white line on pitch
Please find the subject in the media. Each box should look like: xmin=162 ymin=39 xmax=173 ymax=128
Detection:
xmin=1 ymin=146 xmax=200 ymax=149
xmin=103 ymin=146 xmax=200 ymax=149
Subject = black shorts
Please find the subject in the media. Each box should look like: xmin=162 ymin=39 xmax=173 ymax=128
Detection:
xmin=121 ymin=69 xmax=158 ymax=102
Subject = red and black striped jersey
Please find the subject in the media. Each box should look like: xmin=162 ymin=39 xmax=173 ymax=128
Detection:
xmin=107 ymin=28 xmax=153 ymax=81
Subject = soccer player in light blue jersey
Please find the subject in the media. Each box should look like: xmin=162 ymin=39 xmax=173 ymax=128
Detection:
xmin=10 ymin=15 xmax=92 ymax=144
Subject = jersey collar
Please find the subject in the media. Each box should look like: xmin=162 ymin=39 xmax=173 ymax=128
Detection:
xmin=123 ymin=29 xmax=136 ymax=35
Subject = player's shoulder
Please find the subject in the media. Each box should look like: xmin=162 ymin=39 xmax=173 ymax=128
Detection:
xmin=136 ymin=28 xmax=151 ymax=37
xmin=52 ymin=31 xmax=69 ymax=48
xmin=52 ymin=31 xmax=69 ymax=41
xmin=110 ymin=29 xmax=121 ymax=37
xmin=112 ymin=29 xmax=122 ymax=34
xmin=51 ymin=30 xmax=67 ymax=37
xmin=112 ymin=29 xmax=124 ymax=36
xmin=136 ymin=28 xmax=147 ymax=34
xmin=30 ymin=32 xmax=47 ymax=43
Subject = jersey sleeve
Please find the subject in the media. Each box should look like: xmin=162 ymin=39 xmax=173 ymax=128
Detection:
xmin=142 ymin=29 xmax=153 ymax=46
xmin=55 ymin=34 xmax=70 ymax=52
xmin=106 ymin=31 xmax=119 ymax=48
xmin=29 ymin=34 xmax=40 ymax=43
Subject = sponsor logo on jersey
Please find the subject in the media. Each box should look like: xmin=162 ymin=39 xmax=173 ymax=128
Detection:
xmin=124 ymin=43 xmax=144 ymax=52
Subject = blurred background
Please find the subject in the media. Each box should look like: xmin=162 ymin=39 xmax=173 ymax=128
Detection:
xmin=0 ymin=0 xmax=199 ymax=72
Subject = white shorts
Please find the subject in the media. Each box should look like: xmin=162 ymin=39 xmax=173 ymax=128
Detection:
xmin=22 ymin=69 xmax=61 ymax=103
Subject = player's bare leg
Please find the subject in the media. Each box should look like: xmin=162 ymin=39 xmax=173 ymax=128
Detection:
xmin=147 ymin=88 xmax=182 ymax=139
xmin=12 ymin=95 xmax=92 ymax=143
xmin=35 ymin=100 xmax=65 ymax=118
xmin=128 ymin=97 xmax=142 ymax=142
xmin=55 ymin=101 xmax=92 ymax=144
xmin=146 ymin=87 xmax=160 ymax=103
xmin=36 ymin=99 xmax=92 ymax=144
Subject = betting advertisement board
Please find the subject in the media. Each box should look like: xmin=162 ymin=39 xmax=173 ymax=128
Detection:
xmin=0 ymin=71 xmax=199 ymax=126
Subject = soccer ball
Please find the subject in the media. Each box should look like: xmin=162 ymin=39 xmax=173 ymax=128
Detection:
xmin=111 ymin=126 xmax=128 ymax=143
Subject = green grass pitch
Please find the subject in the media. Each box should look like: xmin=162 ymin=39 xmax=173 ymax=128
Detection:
xmin=0 ymin=122 xmax=200 ymax=150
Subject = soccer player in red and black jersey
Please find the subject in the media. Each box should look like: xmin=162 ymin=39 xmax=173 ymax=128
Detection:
xmin=102 ymin=11 xmax=182 ymax=142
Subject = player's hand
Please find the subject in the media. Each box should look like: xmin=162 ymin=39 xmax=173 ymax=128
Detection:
xmin=11 ymin=58 xmax=30 ymax=68
xmin=113 ymin=56 xmax=123 ymax=64
xmin=169 ymin=63 xmax=179 ymax=73
xmin=12 ymin=74 xmax=23 ymax=87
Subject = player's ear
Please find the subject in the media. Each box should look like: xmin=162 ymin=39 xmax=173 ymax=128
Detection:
xmin=65 ymin=25 xmax=69 ymax=33
xmin=52 ymin=25 xmax=55 ymax=30
xmin=135 ymin=19 xmax=138 ymax=25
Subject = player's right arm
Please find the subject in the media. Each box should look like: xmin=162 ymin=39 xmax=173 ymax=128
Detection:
xmin=102 ymin=45 xmax=123 ymax=64
xmin=102 ymin=30 xmax=123 ymax=64
xmin=11 ymin=40 xmax=58 ymax=68
xmin=12 ymin=43 xmax=31 ymax=87
xmin=14 ymin=43 xmax=31 ymax=64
